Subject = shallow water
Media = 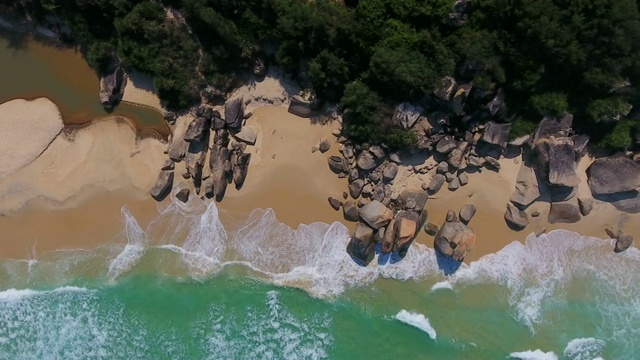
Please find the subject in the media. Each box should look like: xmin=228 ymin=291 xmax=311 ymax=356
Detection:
xmin=0 ymin=30 xmax=168 ymax=136
xmin=1 ymin=193 xmax=637 ymax=359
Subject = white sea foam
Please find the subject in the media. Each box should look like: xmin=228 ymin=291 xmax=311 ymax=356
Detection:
xmin=200 ymin=290 xmax=333 ymax=360
xmin=0 ymin=288 xmax=37 ymax=302
xmin=430 ymin=280 xmax=453 ymax=291
xmin=509 ymin=349 xmax=558 ymax=360
xmin=107 ymin=206 xmax=148 ymax=279
xmin=563 ymin=337 xmax=605 ymax=360
xmin=394 ymin=310 xmax=437 ymax=340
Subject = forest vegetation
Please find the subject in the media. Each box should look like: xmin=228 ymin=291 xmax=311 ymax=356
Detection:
xmin=4 ymin=0 xmax=640 ymax=150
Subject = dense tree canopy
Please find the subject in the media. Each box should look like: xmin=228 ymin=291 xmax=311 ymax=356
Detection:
xmin=5 ymin=0 xmax=640 ymax=149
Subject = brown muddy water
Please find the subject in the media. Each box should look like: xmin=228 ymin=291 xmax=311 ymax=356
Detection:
xmin=0 ymin=29 xmax=169 ymax=137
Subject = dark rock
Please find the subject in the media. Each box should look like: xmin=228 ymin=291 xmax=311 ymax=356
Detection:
xmin=381 ymin=219 xmax=396 ymax=254
xmin=446 ymin=210 xmax=457 ymax=222
xmin=459 ymin=204 xmax=476 ymax=224
xmin=399 ymin=190 xmax=429 ymax=213
xmin=448 ymin=177 xmax=460 ymax=191
xmin=428 ymin=174 xmax=446 ymax=194
xmin=571 ymin=135 xmax=590 ymax=159
xmin=348 ymin=168 xmax=360 ymax=183
xmin=424 ymin=222 xmax=439 ymax=236
xmin=433 ymin=76 xmax=457 ymax=101
xmin=359 ymin=200 xmax=393 ymax=229
xmin=368 ymin=145 xmax=386 ymax=160
xmin=212 ymin=117 xmax=226 ymax=131
xmin=467 ymin=155 xmax=485 ymax=167
xmin=342 ymin=192 xmax=348 ymax=200
xmin=347 ymin=222 xmax=376 ymax=266
xmin=445 ymin=172 xmax=455 ymax=183
xmin=458 ymin=172 xmax=469 ymax=186
xmin=328 ymin=197 xmax=342 ymax=211
xmin=486 ymin=88 xmax=505 ymax=117
xmin=613 ymin=231 xmax=634 ymax=253
xmin=587 ymin=155 xmax=640 ymax=195
xmin=450 ymin=84 xmax=471 ymax=115
xmin=343 ymin=201 xmax=359 ymax=222
xmin=548 ymin=200 xmax=581 ymax=224
xmin=383 ymin=163 xmax=399 ymax=182
xmin=231 ymin=152 xmax=251 ymax=190
xmin=505 ymin=203 xmax=529 ymax=230
xmin=368 ymin=172 xmax=382 ymax=184
xmin=531 ymin=211 xmax=540 ymax=217
xmin=482 ymin=121 xmax=511 ymax=148
xmin=393 ymin=102 xmax=424 ymax=130
xmin=161 ymin=159 xmax=175 ymax=171
xmin=214 ymin=129 xmax=231 ymax=147
xmin=389 ymin=152 xmax=401 ymax=164
xmin=594 ymin=190 xmax=640 ymax=214
xmin=209 ymin=145 xmax=232 ymax=200
xmin=184 ymin=117 xmax=210 ymax=142
xmin=201 ymin=86 xmax=227 ymax=105
xmin=252 ymin=54 xmax=267 ymax=78
xmin=510 ymin=162 xmax=540 ymax=207
xmin=533 ymin=114 xmax=573 ymax=143
xmin=549 ymin=185 xmax=578 ymax=202
xmin=349 ymin=179 xmax=365 ymax=199
xmin=356 ymin=151 xmax=377 ymax=170
xmin=541 ymin=137 xmax=580 ymax=187
xmin=436 ymin=161 xmax=450 ymax=174
xmin=436 ymin=136 xmax=457 ymax=154
xmin=318 ymin=139 xmax=331 ymax=153
xmin=99 ymin=66 xmax=126 ymax=109
xmin=328 ymin=156 xmax=347 ymax=174
xmin=176 ymin=188 xmax=190 ymax=203
xmin=578 ymin=197 xmax=594 ymax=216
xmin=434 ymin=220 xmax=476 ymax=261
xmin=447 ymin=141 xmax=469 ymax=169
xmin=288 ymin=95 xmax=314 ymax=118
xmin=163 ymin=110 xmax=177 ymax=124
xmin=150 ymin=170 xmax=174 ymax=201
xmin=371 ymin=185 xmax=386 ymax=202
xmin=224 ymin=97 xmax=244 ymax=129
xmin=484 ymin=156 xmax=501 ymax=170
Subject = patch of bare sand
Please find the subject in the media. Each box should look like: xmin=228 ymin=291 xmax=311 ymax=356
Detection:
xmin=121 ymin=71 xmax=163 ymax=112
xmin=0 ymin=97 xmax=64 ymax=179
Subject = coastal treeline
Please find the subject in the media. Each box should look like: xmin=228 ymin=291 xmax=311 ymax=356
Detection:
xmin=4 ymin=0 xmax=640 ymax=149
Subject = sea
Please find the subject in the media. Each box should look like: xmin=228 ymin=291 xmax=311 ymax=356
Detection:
xmin=0 ymin=195 xmax=637 ymax=360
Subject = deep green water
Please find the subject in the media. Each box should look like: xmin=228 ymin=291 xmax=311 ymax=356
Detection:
xmin=1 ymin=198 xmax=638 ymax=360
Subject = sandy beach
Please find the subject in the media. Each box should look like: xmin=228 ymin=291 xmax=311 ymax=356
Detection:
xmin=0 ymin=95 xmax=638 ymax=263
xmin=121 ymin=71 xmax=164 ymax=112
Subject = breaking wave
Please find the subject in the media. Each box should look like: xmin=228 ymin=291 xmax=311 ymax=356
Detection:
xmin=394 ymin=310 xmax=437 ymax=340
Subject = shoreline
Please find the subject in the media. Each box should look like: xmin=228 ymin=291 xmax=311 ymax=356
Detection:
xmin=0 ymin=99 xmax=637 ymax=264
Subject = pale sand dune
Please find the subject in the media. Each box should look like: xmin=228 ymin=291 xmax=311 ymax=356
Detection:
xmin=121 ymin=71 xmax=163 ymax=112
xmin=0 ymin=98 xmax=64 ymax=179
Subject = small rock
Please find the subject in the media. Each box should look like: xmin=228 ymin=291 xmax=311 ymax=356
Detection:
xmin=328 ymin=197 xmax=342 ymax=211
xmin=318 ymin=139 xmax=331 ymax=153
xmin=484 ymin=156 xmax=501 ymax=171
xmin=383 ymin=163 xmax=399 ymax=182
xmin=448 ymin=177 xmax=460 ymax=191
xmin=342 ymin=192 xmax=348 ymax=200
xmin=458 ymin=172 xmax=469 ymax=186
xmin=424 ymin=222 xmax=439 ymax=236
xmin=349 ymin=179 xmax=365 ymax=199
xmin=427 ymin=174 xmax=446 ymax=194
xmin=161 ymin=158 xmax=175 ymax=171
xmin=176 ymin=188 xmax=190 ymax=203
xmin=578 ymin=197 xmax=594 ymax=217
xmin=504 ymin=203 xmax=529 ymax=230
xmin=445 ymin=172 xmax=455 ymax=182
xmin=446 ymin=210 xmax=457 ymax=222
xmin=389 ymin=153 xmax=401 ymax=163
xmin=436 ymin=161 xmax=449 ymax=174
xmin=531 ymin=211 xmax=541 ymax=217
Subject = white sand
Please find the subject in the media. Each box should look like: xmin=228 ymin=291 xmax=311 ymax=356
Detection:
xmin=122 ymin=71 xmax=163 ymax=112
xmin=0 ymin=98 xmax=64 ymax=179
xmin=0 ymin=116 xmax=166 ymax=214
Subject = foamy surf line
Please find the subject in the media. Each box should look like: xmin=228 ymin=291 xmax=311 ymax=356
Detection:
xmin=0 ymin=286 xmax=90 ymax=302
xmin=394 ymin=310 xmax=437 ymax=340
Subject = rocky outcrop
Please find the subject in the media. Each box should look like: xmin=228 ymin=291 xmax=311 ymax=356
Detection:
xmin=393 ymin=102 xmax=424 ymax=130
xmin=510 ymin=161 xmax=540 ymax=207
xmin=224 ymin=97 xmax=244 ymax=130
xmin=481 ymin=121 xmax=511 ymax=148
xmin=434 ymin=215 xmax=476 ymax=261
xmin=358 ymin=200 xmax=393 ymax=229
xmin=504 ymin=203 xmax=529 ymax=230
xmin=99 ymin=65 xmax=127 ymax=109
xmin=346 ymin=222 xmax=376 ymax=266
xmin=209 ymin=144 xmax=232 ymax=200
xmin=548 ymin=199 xmax=581 ymax=224
xmin=150 ymin=170 xmax=174 ymax=201
xmin=184 ymin=116 xmax=210 ymax=142
xmin=587 ymin=155 xmax=640 ymax=195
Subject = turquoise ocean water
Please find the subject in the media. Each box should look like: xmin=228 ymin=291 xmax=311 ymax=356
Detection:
xmin=1 ymin=194 xmax=638 ymax=359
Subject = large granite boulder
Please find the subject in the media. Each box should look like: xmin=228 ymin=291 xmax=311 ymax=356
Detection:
xmin=587 ymin=155 xmax=640 ymax=195
xmin=534 ymin=137 xmax=580 ymax=187
xmin=231 ymin=152 xmax=251 ymax=190
xmin=427 ymin=174 xmax=446 ymax=194
xmin=328 ymin=156 xmax=347 ymax=174
xmin=359 ymin=200 xmax=393 ymax=229
xmin=482 ymin=121 xmax=511 ymax=148
xmin=393 ymin=102 xmax=424 ymax=130
xmin=459 ymin=204 xmax=476 ymax=224
xmin=209 ymin=145 xmax=232 ymax=199
xmin=356 ymin=150 xmax=378 ymax=170
xmin=346 ymin=222 xmax=376 ymax=266
xmin=184 ymin=116 xmax=210 ymax=142
xmin=383 ymin=163 xmax=399 ymax=182
xmin=392 ymin=212 xmax=419 ymax=254
xmin=224 ymin=97 xmax=244 ymax=129
xmin=99 ymin=66 xmax=127 ymax=109
xmin=548 ymin=200 xmax=581 ymax=224
xmin=150 ymin=170 xmax=174 ymax=201
xmin=504 ymin=203 xmax=529 ymax=230
xmin=532 ymin=114 xmax=573 ymax=143
xmin=288 ymin=92 xmax=317 ymax=118
xmin=510 ymin=162 xmax=540 ymax=207
xmin=434 ymin=220 xmax=476 ymax=261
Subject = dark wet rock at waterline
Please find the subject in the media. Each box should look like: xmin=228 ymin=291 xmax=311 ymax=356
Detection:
xmin=504 ymin=203 xmax=529 ymax=230
xmin=176 ymin=188 xmax=190 ymax=203
xmin=150 ymin=170 xmax=174 ymax=201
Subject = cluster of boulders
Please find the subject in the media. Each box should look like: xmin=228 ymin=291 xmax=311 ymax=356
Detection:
xmin=340 ymin=191 xmax=428 ymax=266
xmin=151 ymin=98 xmax=254 ymax=202
xmin=99 ymin=64 xmax=127 ymax=109
xmin=431 ymin=205 xmax=477 ymax=261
